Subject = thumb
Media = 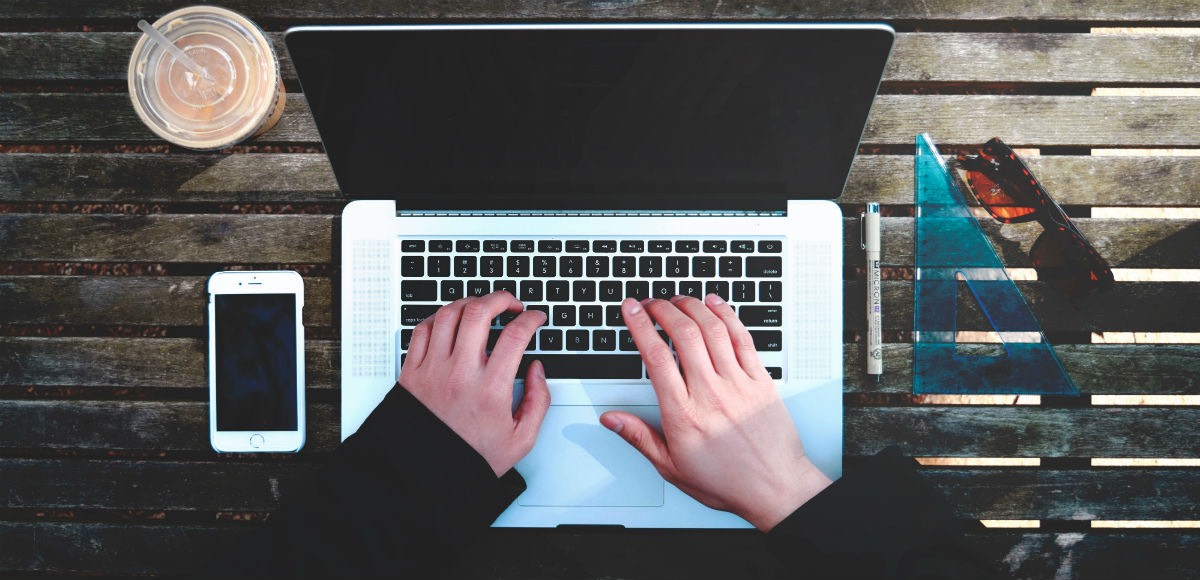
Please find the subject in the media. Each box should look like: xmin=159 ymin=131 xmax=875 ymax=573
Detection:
xmin=600 ymin=411 xmax=673 ymax=477
xmin=514 ymin=360 xmax=551 ymax=449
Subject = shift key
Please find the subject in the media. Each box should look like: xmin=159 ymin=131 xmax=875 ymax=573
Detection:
xmin=750 ymin=330 xmax=783 ymax=351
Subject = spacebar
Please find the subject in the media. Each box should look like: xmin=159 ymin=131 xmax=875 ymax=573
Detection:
xmin=518 ymin=355 xmax=644 ymax=379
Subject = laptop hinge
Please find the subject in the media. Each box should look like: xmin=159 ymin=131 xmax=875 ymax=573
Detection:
xmin=395 ymin=209 xmax=787 ymax=217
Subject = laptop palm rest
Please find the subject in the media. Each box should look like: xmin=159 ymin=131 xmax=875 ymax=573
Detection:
xmin=516 ymin=405 xmax=664 ymax=507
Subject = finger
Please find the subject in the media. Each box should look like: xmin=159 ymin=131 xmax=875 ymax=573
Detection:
xmin=513 ymin=360 xmax=551 ymax=454
xmin=670 ymin=294 xmax=742 ymax=377
xmin=600 ymin=411 xmax=675 ymax=480
xmin=704 ymin=293 xmax=770 ymax=380
xmin=644 ymin=298 xmax=717 ymax=383
xmin=427 ymin=298 xmax=470 ymax=359
xmin=622 ymin=299 xmax=687 ymax=408
xmin=487 ymin=308 xmax=547 ymax=380
xmin=404 ymin=315 xmax=435 ymax=369
xmin=451 ymin=291 xmax=523 ymax=361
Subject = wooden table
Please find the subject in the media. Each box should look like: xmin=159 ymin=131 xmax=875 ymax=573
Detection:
xmin=2 ymin=2 xmax=1198 ymax=578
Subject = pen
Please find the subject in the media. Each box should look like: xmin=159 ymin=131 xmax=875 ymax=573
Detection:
xmin=862 ymin=203 xmax=883 ymax=382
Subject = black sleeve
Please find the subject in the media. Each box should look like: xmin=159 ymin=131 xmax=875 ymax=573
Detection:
xmin=766 ymin=447 xmax=997 ymax=579
xmin=196 ymin=384 xmax=525 ymax=579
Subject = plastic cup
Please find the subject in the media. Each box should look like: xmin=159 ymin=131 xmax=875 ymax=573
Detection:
xmin=128 ymin=6 xmax=285 ymax=150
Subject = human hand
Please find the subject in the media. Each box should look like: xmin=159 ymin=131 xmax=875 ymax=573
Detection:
xmin=400 ymin=291 xmax=550 ymax=477
xmin=600 ymin=295 xmax=832 ymax=532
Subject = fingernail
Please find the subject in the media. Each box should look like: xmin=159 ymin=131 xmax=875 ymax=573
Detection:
xmin=670 ymin=295 xmax=685 ymax=303
xmin=602 ymin=416 xmax=624 ymax=434
xmin=706 ymin=293 xmax=725 ymax=305
xmin=536 ymin=360 xmax=546 ymax=379
xmin=625 ymin=299 xmax=642 ymax=315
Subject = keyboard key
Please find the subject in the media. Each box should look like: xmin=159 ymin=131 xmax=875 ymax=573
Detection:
xmin=606 ymin=305 xmax=625 ymax=327
xmin=593 ymin=329 xmax=617 ymax=351
xmin=731 ymin=240 xmax=755 ymax=253
xmin=546 ymin=280 xmax=569 ymax=302
xmin=401 ymin=305 xmax=440 ymax=326
xmin=586 ymin=256 xmax=609 ymax=277
xmin=599 ymin=281 xmax=622 ymax=302
xmin=487 ymin=329 xmax=503 ymax=351
xmin=705 ymin=281 xmax=729 ymax=301
xmin=750 ymin=330 xmax=783 ymax=351
xmin=579 ymin=305 xmax=603 ymax=326
xmin=566 ymin=330 xmax=589 ymax=351
xmin=675 ymin=240 xmax=700 ymax=253
xmin=493 ymin=280 xmax=517 ymax=297
xmin=566 ymin=240 xmax=590 ymax=253
xmin=518 ymin=354 xmax=642 ymax=379
xmin=719 ymin=257 xmax=742 ymax=278
xmin=758 ymin=240 xmax=783 ymax=253
xmin=639 ymin=256 xmax=662 ymax=277
xmin=653 ymin=281 xmax=675 ymax=299
xmin=692 ymin=257 xmax=716 ymax=278
xmin=527 ymin=305 xmax=550 ymax=324
xmin=553 ymin=305 xmax=576 ymax=327
xmin=747 ymin=257 xmax=783 ymax=277
xmin=401 ymin=329 xmax=414 ymax=349
xmin=620 ymin=240 xmax=645 ymax=253
xmin=649 ymin=240 xmax=672 ymax=253
xmin=455 ymin=256 xmax=477 ymax=277
xmin=401 ymin=240 xmax=425 ymax=252
xmin=506 ymin=256 xmax=529 ymax=277
xmin=560 ymin=256 xmax=583 ymax=277
xmin=520 ymin=280 xmax=543 ymax=302
xmin=739 ymin=305 xmax=783 ymax=327
xmin=401 ymin=280 xmax=436 ymax=301
xmin=703 ymin=240 xmax=727 ymax=253
xmin=618 ymin=330 xmax=637 ymax=351
xmin=441 ymin=280 xmax=463 ymax=301
xmin=511 ymin=240 xmax=535 ymax=252
xmin=679 ymin=281 xmax=703 ymax=298
xmin=497 ymin=311 xmax=520 ymax=326
xmin=626 ymin=281 xmax=649 ymax=301
xmin=429 ymin=240 xmax=453 ymax=252
xmin=759 ymin=281 xmax=782 ymax=302
xmin=666 ymin=257 xmax=688 ymax=278
xmin=593 ymin=240 xmax=617 ymax=253
xmin=613 ymin=256 xmax=636 ymax=277
xmin=534 ymin=256 xmax=556 ymax=277
xmin=733 ymin=281 xmax=755 ymax=302
xmin=766 ymin=367 xmax=783 ymax=380
xmin=456 ymin=240 xmax=480 ymax=252
xmin=480 ymin=256 xmax=503 ymax=277
xmin=540 ymin=329 xmax=563 ymax=351
xmin=572 ymin=280 xmax=596 ymax=302
xmin=483 ymin=240 xmax=507 ymax=253
xmin=538 ymin=240 xmax=562 ymax=252
xmin=427 ymin=256 xmax=451 ymax=277
xmin=401 ymin=256 xmax=423 ymax=277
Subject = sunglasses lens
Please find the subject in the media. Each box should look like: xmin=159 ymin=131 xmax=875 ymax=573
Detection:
xmin=1030 ymin=227 xmax=1115 ymax=298
xmin=964 ymin=168 xmax=1038 ymax=223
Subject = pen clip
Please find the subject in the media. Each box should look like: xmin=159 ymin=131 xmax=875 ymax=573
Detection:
xmin=859 ymin=212 xmax=867 ymax=250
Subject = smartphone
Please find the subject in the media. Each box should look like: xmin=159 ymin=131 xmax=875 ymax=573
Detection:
xmin=207 ymin=271 xmax=306 ymax=453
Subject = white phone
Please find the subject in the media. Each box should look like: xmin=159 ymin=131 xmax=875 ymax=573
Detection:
xmin=207 ymin=270 xmax=306 ymax=453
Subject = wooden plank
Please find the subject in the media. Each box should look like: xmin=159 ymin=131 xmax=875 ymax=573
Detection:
xmin=7 ymin=94 xmax=1200 ymax=147
xmin=0 ymin=276 xmax=333 ymax=327
xmin=0 ymin=337 xmax=338 ymax=389
xmin=845 ymin=344 xmax=1200 ymax=395
xmin=5 ymin=459 xmax=1199 ymax=520
xmin=8 ymin=33 xmax=1200 ymax=85
xmin=0 ymin=214 xmax=333 ymax=263
xmin=2 ymin=400 xmax=1195 ymax=456
xmin=3 ymin=0 xmax=1200 ymax=22
xmin=3 ymin=337 xmax=1195 ymax=396
xmin=6 ymin=153 xmax=1200 ymax=207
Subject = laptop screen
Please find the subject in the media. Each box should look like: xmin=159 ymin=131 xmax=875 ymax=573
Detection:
xmin=286 ymin=25 xmax=893 ymax=211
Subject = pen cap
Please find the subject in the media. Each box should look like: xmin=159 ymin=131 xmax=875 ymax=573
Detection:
xmin=864 ymin=202 xmax=880 ymax=252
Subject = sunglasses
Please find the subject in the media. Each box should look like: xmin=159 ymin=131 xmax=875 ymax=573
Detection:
xmin=952 ymin=138 xmax=1114 ymax=298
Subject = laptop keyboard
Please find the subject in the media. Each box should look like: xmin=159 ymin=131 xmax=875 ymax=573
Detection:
xmin=399 ymin=238 xmax=784 ymax=380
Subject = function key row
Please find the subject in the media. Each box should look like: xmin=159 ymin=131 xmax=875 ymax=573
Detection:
xmin=402 ymin=239 xmax=783 ymax=254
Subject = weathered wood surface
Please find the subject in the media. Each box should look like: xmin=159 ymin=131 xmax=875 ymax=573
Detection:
xmin=5 ymin=338 xmax=1197 ymax=395
xmin=6 ymin=93 xmax=1200 ymax=147
xmin=6 ymin=0 xmax=1200 ymax=22
xmin=2 ymin=400 xmax=1196 ymax=457
xmin=8 ymin=153 xmax=1200 ymax=206
xmin=8 ymin=32 xmax=1200 ymax=85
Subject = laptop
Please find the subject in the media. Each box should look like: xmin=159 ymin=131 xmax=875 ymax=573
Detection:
xmin=286 ymin=23 xmax=894 ymax=528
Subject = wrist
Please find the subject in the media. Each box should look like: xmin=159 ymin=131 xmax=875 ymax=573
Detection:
xmin=747 ymin=458 xmax=833 ymax=532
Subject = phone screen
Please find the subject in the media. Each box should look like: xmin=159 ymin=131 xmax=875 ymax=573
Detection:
xmin=214 ymin=293 xmax=298 ymax=431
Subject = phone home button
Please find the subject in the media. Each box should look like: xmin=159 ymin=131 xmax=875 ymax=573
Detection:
xmin=249 ymin=434 xmax=264 ymax=449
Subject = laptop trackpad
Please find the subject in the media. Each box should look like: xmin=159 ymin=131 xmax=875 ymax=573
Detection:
xmin=516 ymin=405 xmax=664 ymax=508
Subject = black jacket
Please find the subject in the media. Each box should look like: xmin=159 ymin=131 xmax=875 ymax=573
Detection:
xmin=203 ymin=385 xmax=995 ymax=579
